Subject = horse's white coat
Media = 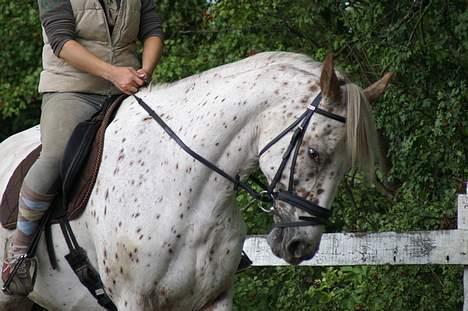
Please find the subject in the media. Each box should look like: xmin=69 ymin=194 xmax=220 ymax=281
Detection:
xmin=0 ymin=126 xmax=41 ymax=196
xmin=0 ymin=52 xmax=377 ymax=310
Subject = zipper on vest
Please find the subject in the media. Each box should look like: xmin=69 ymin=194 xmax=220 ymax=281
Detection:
xmin=97 ymin=0 xmax=113 ymax=44
xmin=112 ymin=0 xmax=126 ymax=47
xmin=96 ymin=0 xmax=116 ymax=95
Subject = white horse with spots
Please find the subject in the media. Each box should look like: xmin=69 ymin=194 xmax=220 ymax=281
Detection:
xmin=0 ymin=52 xmax=391 ymax=310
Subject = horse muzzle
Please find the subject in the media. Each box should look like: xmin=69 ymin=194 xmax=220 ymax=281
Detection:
xmin=267 ymin=226 xmax=322 ymax=265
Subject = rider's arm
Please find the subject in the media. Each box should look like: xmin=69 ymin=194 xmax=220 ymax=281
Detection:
xmin=38 ymin=0 xmax=144 ymax=94
xmin=138 ymin=0 xmax=164 ymax=78
xmin=38 ymin=0 xmax=75 ymax=56
xmin=59 ymin=40 xmax=144 ymax=95
xmin=140 ymin=37 xmax=163 ymax=78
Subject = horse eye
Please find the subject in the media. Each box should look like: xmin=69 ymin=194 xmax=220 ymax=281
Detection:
xmin=308 ymin=148 xmax=319 ymax=161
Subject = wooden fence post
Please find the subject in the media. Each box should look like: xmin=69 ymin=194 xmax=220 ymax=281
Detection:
xmin=459 ymin=182 xmax=468 ymax=311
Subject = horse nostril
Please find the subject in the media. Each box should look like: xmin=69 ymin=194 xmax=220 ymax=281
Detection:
xmin=287 ymin=239 xmax=305 ymax=258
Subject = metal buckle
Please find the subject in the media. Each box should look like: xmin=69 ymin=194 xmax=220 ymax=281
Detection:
xmin=242 ymin=195 xmax=275 ymax=214
xmin=307 ymin=104 xmax=316 ymax=111
xmin=259 ymin=205 xmax=275 ymax=214
xmin=258 ymin=191 xmax=275 ymax=213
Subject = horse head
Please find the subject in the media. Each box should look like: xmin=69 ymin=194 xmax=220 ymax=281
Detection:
xmin=258 ymin=54 xmax=392 ymax=264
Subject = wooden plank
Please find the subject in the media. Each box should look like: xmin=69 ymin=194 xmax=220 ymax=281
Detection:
xmin=458 ymin=194 xmax=468 ymax=229
xmin=457 ymin=194 xmax=468 ymax=311
xmin=244 ymin=229 xmax=468 ymax=266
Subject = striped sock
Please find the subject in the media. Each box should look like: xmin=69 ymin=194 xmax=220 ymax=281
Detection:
xmin=12 ymin=184 xmax=55 ymax=256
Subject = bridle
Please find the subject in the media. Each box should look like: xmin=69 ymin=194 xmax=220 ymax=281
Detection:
xmin=133 ymin=92 xmax=346 ymax=228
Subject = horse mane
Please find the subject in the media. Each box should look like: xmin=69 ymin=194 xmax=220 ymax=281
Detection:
xmin=344 ymin=83 xmax=382 ymax=181
xmin=148 ymin=52 xmax=322 ymax=91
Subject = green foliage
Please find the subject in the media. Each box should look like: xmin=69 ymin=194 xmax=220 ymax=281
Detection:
xmin=236 ymin=265 xmax=462 ymax=311
xmin=0 ymin=1 xmax=42 ymax=140
xmin=1 ymin=0 xmax=467 ymax=310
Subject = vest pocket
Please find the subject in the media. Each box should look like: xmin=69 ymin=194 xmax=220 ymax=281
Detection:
xmin=120 ymin=10 xmax=140 ymax=44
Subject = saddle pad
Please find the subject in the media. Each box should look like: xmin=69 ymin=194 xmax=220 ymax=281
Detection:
xmin=0 ymin=146 xmax=42 ymax=229
xmin=0 ymin=94 xmax=127 ymax=229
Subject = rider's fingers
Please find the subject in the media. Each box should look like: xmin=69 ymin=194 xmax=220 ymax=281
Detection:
xmin=133 ymin=76 xmax=145 ymax=86
xmin=121 ymin=88 xmax=132 ymax=95
xmin=129 ymin=67 xmax=141 ymax=77
xmin=120 ymin=83 xmax=136 ymax=95
xmin=125 ymin=68 xmax=145 ymax=86
xmin=137 ymin=70 xmax=147 ymax=79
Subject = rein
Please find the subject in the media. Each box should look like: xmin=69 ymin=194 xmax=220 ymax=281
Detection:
xmin=133 ymin=93 xmax=345 ymax=227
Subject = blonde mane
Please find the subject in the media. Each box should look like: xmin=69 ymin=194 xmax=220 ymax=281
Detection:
xmin=344 ymin=83 xmax=382 ymax=181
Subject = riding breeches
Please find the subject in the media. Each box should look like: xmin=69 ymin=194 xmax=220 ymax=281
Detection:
xmin=14 ymin=92 xmax=110 ymax=249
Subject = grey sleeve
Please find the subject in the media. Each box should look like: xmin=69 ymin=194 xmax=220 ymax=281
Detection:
xmin=138 ymin=0 xmax=164 ymax=41
xmin=38 ymin=0 xmax=76 ymax=57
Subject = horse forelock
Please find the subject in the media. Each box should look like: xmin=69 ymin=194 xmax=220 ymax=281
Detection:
xmin=344 ymin=83 xmax=382 ymax=180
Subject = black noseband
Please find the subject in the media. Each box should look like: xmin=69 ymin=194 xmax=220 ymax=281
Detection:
xmin=273 ymin=192 xmax=331 ymax=227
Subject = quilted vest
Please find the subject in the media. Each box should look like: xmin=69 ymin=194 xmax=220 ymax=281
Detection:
xmin=38 ymin=0 xmax=141 ymax=95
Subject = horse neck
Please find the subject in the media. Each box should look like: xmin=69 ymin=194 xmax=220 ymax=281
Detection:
xmin=135 ymin=58 xmax=325 ymax=204
xmin=141 ymin=73 xmax=289 ymax=180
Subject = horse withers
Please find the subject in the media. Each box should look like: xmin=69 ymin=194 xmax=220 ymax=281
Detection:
xmin=0 ymin=52 xmax=391 ymax=310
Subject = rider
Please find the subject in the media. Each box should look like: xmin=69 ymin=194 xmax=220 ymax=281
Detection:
xmin=2 ymin=0 xmax=163 ymax=295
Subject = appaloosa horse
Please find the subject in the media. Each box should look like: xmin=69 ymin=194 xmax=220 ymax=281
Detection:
xmin=0 ymin=52 xmax=391 ymax=310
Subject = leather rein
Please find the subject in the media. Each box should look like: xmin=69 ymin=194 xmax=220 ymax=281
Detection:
xmin=133 ymin=92 xmax=345 ymax=227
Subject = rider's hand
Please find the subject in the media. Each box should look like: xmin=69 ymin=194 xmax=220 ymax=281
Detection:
xmin=136 ymin=68 xmax=151 ymax=85
xmin=109 ymin=66 xmax=145 ymax=95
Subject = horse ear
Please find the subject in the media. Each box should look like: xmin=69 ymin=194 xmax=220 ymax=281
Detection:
xmin=363 ymin=72 xmax=394 ymax=103
xmin=320 ymin=54 xmax=341 ymax=101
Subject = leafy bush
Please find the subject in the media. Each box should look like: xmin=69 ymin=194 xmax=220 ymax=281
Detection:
xmin=1 ymin=0 xmax=466 ymax=310
xmin=0 ymin=1 xmax=42 ymax=139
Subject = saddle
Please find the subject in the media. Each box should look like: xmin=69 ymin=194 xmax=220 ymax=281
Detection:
xmin=0 ymin=94 xmax=128 ymax=230
xmin=1 ymin=94 xmax=128 ymax=310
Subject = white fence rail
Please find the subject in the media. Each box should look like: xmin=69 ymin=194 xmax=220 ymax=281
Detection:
xmin=244 ymin=194 xmax=468 ymax=309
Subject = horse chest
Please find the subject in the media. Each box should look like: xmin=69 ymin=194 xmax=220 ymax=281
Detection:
xmin=84 ymin=123 xmax=247 ymax=308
